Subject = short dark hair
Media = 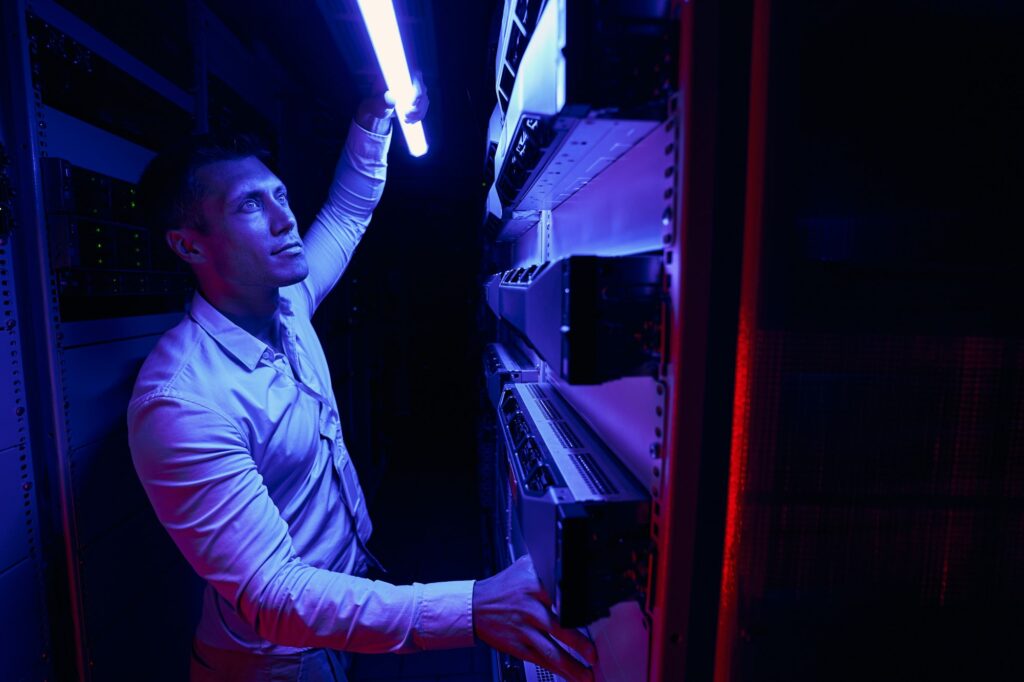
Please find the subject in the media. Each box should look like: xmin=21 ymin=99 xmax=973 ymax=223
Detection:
xmin=138 ymin=132 xmax=272 ymax=235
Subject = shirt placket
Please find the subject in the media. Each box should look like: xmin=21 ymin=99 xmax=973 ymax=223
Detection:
xmin=279 ymin=318 xmax=384 ymax=575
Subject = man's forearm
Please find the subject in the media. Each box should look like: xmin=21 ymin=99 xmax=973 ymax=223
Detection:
xmin=355 ymin=110 xmax=393 ymax=135
xmin=296 ymin=122 xmax=391 ymax=311
xmin=355 ymin=96 xmax=395 ymax=135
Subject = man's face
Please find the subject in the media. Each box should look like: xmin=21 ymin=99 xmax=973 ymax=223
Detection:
xmin=187 ymin=156 xmax=308 ymax=293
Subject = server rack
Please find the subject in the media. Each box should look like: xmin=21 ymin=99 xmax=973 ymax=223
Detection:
xmin=0 ymin=118 xmax=52 ymax=682
xmin=0 ymin=2 xmax=294 ymax=678
xmin=479 ymin=2 xmax=755 ymax=680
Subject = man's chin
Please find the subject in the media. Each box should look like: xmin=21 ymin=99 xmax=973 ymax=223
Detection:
xmin=277 ymin=261 xmax=310 ymax=287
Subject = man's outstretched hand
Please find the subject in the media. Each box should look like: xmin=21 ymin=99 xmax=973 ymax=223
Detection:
xmin=355 ymin=74 xmax=429 ymax=134
xmin=474 ymin=555 xmax=598 ymax=682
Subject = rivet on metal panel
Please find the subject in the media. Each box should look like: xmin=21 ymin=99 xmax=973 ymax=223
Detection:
xmin=650 ymin=442 xmax=661 ymax=458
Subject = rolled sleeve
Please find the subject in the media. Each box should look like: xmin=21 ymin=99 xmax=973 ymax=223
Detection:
xmin=414 ymin=580 xmax=477 ymax=649
xmin=347 ymin=122 xmax=393 ymax=163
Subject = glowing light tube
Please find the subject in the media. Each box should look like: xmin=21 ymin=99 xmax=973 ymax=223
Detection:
xmin=355 ymin=0 xmax=428 ymax=157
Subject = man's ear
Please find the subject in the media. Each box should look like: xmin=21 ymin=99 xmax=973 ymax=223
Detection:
xmin=166 ymin=229 xmax=205 ymax=264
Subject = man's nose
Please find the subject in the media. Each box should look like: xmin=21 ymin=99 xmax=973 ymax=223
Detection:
xmin=269 ymin=201 xmax=296 ymax=235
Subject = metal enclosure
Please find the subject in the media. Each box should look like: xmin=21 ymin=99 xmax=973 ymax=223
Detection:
xmin=0 ymin=1 xmax=298 ymax=678
xmin=479 ymin=2 xmax=755 ymax=680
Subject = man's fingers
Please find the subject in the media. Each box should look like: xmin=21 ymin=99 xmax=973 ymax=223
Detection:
xmin=398 ymin=71 xmax=428 ymax=124
xmin=522 ymin=602 xmax=598 ymax=668
xmin=524 ymin=634 xmax=595 ymax=682
xmin=531 ymin=584 xmax=553 ymax=608
xmin=549 ymin=622 xmax=598 ymax=667
xmin=404 ymin=93 xmax=428 ymax=123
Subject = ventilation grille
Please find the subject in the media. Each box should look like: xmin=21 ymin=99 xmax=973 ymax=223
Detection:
xmin=550 ymin=420 xmax=583 ymax=450
xmin=534 ymin=665 xmax=557 ymax=682
xmin=537 ymin=398 xmax=560 ymax=421
xmin=571 ymin=452 xmax=619 ymax=495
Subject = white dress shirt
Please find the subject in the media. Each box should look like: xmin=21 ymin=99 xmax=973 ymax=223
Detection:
xmin=128 ymin=124 xmax=475 ymax=655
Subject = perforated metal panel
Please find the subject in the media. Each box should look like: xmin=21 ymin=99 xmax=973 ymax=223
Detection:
xmin=0 ymin=558 xmax=49 ymax=680
xmin=0 ymin=128 xmax=51 ymax=678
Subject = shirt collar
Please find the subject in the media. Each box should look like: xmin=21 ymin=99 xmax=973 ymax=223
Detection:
xmin=188 ymin=291 xmax=276 ymax=371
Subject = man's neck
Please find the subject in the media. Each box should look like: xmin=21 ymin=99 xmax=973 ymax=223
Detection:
xmin=198 ymin=285 xmax=282 ymax=350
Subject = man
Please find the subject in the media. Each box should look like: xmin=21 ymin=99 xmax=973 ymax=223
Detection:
xmin=127 ymin=86 xmax=596 ymax=682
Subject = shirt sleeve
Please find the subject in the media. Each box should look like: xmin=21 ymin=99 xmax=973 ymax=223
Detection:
xmin=298 ymin=122 xmax=392 ymax=315
xmin=127 ymin=391 xmax=474 ymax=653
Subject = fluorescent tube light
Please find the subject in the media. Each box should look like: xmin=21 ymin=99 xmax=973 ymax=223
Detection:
xmin=355 ymin=0 xmax=428 ymax=157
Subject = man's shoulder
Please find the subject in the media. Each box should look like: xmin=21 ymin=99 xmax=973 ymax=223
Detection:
xmin=128 ymin=313 xmax=230 ymax=411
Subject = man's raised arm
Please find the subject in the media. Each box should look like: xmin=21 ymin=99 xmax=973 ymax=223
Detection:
xmin=299 ymin=86 xmax=428 ymax=312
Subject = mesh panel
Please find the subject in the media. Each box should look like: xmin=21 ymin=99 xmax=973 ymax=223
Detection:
xmin=571 ymin=452 xmax=619 ymax=495
xmin=550 ymin=420 xmax=583 ymax=449
xmin=727 ymin=331 xmax=1024 ymax=678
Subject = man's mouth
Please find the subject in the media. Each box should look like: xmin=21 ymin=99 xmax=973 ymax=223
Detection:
xmin=273 ymin=242 xmax=303 ymax=255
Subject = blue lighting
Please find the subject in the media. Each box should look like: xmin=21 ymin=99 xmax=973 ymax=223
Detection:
xmin=355 ymin=0 xmax=429 ymax=157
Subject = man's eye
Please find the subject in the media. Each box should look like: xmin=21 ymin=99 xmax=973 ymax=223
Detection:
xmin=241 ymin=198 xmax=261 ymax=211
xmin=276 ymin=192 xmax=289 ymax=205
